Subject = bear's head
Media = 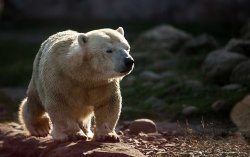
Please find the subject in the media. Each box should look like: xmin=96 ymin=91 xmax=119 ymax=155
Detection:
xmin=68 ymin=27 xmax=134 ymax=82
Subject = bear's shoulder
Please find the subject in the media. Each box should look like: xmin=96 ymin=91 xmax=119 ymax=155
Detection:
xmin=47 ymin=30 xmax=78 ymax=43
xmin=40 ymin=30 xmax=79 ymax=52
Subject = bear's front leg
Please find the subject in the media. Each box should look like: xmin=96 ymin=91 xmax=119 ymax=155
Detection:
xmin=93 ymin=93 xmax=121 ymax=142
xmin=46 ymin=102 xmax=88 ymax=141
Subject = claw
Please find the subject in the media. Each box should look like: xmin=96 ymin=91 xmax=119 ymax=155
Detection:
xmin=52 ymin=130 xmax=88 ymax=142
xmin=94 ymin=133 xmax=120 ymax=143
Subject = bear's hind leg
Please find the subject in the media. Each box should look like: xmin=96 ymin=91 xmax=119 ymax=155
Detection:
xmin=19 ymin=97 xmax=50 ymax=137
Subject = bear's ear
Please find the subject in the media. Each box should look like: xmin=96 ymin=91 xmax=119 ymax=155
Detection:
xmin=116 ymin=27 xmax=124 ymax=36
xmin=78 ymin=33 xmax=88 ymax=46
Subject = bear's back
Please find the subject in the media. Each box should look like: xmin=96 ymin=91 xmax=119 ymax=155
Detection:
xmin=31 ymin=30 xmax=79 ymax=99
xmin=40 ymin=30 xmax=78 ymax=56
xmin=36 ymin=30 xmax=79 ymax=69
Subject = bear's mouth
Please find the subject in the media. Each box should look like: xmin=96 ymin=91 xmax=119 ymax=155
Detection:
xmin=119 ymin=66 xmax=134 ymax=74
xmin=120 ymin=69 xmax=131 ymax=74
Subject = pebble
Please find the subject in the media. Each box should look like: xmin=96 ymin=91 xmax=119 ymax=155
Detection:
xmin=180 ymin=152 xmax=195 ymax=157
xmin=161 ymin=71 xmax=177 ymax=79
xmin=182 ymin=106 xmax=198 ymax=116
xmin=221 ymin=84 xmax=242 ymax=91
xmin=211 ymin=100 xmax=226 ymax=112
xmin=185 ymin=80 xmax=203 ymax=91
xmin=129 ymin=119 xmax=157 ymax=135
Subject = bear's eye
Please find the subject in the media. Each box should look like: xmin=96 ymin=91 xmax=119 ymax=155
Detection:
xmin=106 ymin=50 xmax=113 ymax=53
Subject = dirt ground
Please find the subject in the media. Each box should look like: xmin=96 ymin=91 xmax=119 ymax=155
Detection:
xmin=0 ymin=121 xmax=250 ymax=157
xmin=121 ymin=130 xmax=250 ymax=156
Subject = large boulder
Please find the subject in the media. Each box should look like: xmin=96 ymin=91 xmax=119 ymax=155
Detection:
xmin=225 ymin=39 xmax=250 ymax=57
xmin=182 ymin=34 xmax=219 ymax=54
xmin=0 ymin=123 xmax=145 ymax=157
xmin=143 ymin=96 xmax=166 ymax=112
xmin=202 ymin=50 xmax=247 ymax=84
xmin=132 ymin=25 xmax=192 ymax=52
xmin=230 ymin=60 xmax=250 ymax=86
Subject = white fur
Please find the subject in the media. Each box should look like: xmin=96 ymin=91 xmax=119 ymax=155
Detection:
xmin=18 ymin=28 xmax=133 ymax=142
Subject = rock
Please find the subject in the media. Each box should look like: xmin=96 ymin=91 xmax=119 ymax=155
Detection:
xmin=202 ymin=49 xmax=247 ymax=84
xmin=144 ymin=96 xmax=166 ymax=111
xmin=180 ymin=152 xmax=194 ymax=157
xmin=182 ymin=34 xmax=219 ymax=54
xmin=222 ymin=152 xmax=241 ymax=157
xmin=231 ymin=95 xmax=250 ymax=143
xmin=151 ymin=82 xmax=165 ymax=91
xmin=211 ymin=100 xmax=226 ymax=112
xmin=221 ymin=84 xmax=242 ymax=91
xmin=132 ymin=25 xmax=192 ymax=52
xmin=225 ymin=38 xmax=250 ymax=57
xmin=230 ymin=60 xmax=250 ymax=86
xmin=139 ymin=71 xmax=162 ymax=81
xmin=161 ymin=71 xmax=178 ymax=79
xmin=184 ymin=80 xmax=203 ymax=91
xmin=129 ymin=119 xmax=157 ymax=135
xmin=164 ymin=84 xmax=182 ymax=94
xmin=182 ymin=106 xmax=198 ymax=116
xmin=0 ymin=123 xmax=145 ymax=157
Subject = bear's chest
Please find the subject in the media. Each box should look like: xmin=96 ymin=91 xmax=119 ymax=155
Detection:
xmin=68 ymin=84 xmax=113 ymax=107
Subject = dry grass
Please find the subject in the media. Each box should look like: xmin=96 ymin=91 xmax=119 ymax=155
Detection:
xmin=122 ymin=132 xmax=250 ymax=157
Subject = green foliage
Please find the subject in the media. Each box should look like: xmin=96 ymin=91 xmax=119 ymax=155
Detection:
xmin=121 ymin=52 xmax=249 ymax=120
xmin=0 ymin=41 xmax=38 ymax=86
xmin=0 ymin=22 xmax=247 ymax=121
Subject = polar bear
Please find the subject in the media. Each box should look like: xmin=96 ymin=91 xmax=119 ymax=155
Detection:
xmin=18 ymin=27 xmax=134 ymax=142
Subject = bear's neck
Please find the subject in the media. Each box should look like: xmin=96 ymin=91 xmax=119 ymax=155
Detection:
xmin=68 ymin=75 xmax=118 ymax=89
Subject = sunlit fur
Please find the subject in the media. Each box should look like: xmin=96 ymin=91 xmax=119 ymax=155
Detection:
xmin=18 ymin=28 xmax=133 ymax=141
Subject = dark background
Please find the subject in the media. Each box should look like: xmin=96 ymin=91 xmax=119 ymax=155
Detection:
xmin=0 ymin=0 xmax=250 ymax=123
xmin=2 ymin=0 xmax=250 ymax=25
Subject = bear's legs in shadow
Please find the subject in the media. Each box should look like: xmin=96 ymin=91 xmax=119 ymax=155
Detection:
xmin=93 ymin=98 xmax=121 ymax=142
xmin=47 ymin=104 xmax=88 ymax=141
xmin=19 ymin=97 xmax=50 ymax=137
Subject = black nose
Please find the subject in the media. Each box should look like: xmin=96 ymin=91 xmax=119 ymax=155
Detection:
xmin=124 ymin=57 xmax=134 ymax=68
